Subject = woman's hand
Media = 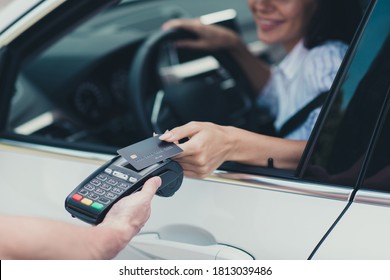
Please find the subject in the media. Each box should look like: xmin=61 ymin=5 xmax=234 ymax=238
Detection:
xmin=162 ymin=18 xmax=241 ymax=51
xmin=159 ymin=122 xmax=235 ymax=178
xmin=163 ymin=17 xmax=270 ymax=93
xmin=159 ymin=121 xmax=307 ymax=178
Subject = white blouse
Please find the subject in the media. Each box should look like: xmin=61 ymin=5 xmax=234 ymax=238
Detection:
xmin=257 ymin=40 xmax=348 ymax=140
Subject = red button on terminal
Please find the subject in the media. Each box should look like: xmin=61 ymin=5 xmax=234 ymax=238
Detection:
xmin=72 ymin=194 xmax=83 ymax=201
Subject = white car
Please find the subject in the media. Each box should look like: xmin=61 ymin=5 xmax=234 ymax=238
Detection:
xmin=1 ymin=0 xmax=389 ymax=259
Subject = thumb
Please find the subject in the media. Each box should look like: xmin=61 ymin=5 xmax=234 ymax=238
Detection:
xmin=139 ymin=176 xmax=161 ymax=198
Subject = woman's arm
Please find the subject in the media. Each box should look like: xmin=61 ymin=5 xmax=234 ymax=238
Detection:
xmin=228 ymin=125 xmax=306 ymax=169
xmin=159 ymin=122 xmax=306 ymax=178
xmin=227 ymin=38 xmax=271 ymax=94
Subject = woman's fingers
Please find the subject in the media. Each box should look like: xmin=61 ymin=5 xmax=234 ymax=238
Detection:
xmin=162 ymin=18 xmax=202 ymax=32
xmin=159 ymin=122 xmax=202 ymax=142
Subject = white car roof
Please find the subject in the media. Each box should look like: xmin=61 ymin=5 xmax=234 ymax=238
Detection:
xmin=0 ymin=0 xmax=43 ymax=33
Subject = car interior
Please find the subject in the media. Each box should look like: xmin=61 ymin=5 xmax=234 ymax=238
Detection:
xmin=7 ymin=1 xmax=269 ymax=150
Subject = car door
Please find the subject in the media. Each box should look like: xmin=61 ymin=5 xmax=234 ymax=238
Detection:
xmin=295 ymin=0 xmax=390 ymax=259
xmin=313 ymin=99 xmax=390 ymax=259
xmin=0 ymin=0 xmax=375 ymax=260
xmin=306 ymin=0 xmax=390 ymax=257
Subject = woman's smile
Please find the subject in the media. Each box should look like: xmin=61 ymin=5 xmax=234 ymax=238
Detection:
xmin=248 ymin=0 xmax=318 ymax=51
xmin=256 ymin=18 xmax=285 ymax=32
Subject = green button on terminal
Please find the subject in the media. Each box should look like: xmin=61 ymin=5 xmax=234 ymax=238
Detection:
xmin=91 ymin=202 xmax=104 ymax=210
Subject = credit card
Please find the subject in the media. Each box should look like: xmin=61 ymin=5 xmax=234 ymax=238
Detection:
xmin=117 ymin=136 xmax=183 ymax=171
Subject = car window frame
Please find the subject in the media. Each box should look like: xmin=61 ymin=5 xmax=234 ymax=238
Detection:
xmin=0 ymin=0 xmax=44 ymax=34
xmin=296 ymin=0 xmax=375 ymax=176
xmin=0 ymin=0 xmax=119 ymax=138
xmin=297 ymin=0 xmax=390 ymax=192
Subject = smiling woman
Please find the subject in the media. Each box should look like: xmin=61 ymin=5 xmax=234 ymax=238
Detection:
xmin=158 ymin=0 xmax=362 ymax=178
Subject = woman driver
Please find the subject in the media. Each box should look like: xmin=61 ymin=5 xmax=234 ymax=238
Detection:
xmin=159 ymin=0 xmax=362 ymax=178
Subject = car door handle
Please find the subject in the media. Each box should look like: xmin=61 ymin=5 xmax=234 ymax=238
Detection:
xmin=129 ymin=233 xmax=253 ymax=260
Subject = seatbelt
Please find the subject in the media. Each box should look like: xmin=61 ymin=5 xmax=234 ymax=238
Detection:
xmin=278 ymin=91 xmax=329 ymax=138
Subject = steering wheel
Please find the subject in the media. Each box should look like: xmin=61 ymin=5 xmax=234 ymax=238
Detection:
xmin=128 ymin=28 xmax=257 ymax=138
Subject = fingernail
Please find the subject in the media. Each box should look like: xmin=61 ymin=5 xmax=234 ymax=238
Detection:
xmin=159 ymin=131 xmax=173 ymax=140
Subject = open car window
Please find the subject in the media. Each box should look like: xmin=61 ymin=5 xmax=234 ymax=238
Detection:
xmin=1 ymin=0 xmax=368 ymax=178
xmin=5 ymin=0 xmax=260 ymax=151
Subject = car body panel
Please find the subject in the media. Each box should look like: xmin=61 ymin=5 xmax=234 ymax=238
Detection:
xmin=313 ymin=198 xmax=390 ymax=259
xmin=0 ymin=141 xmax=351 ymax=259
xmin=135 ymin=178 xmax=350 ymax=259
xmin=0 ymin=143 xmax=101 ymax=221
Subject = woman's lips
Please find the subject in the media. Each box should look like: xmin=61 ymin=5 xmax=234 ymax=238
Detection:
xmin=257 ymin=19 xmax=283 ymax=32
